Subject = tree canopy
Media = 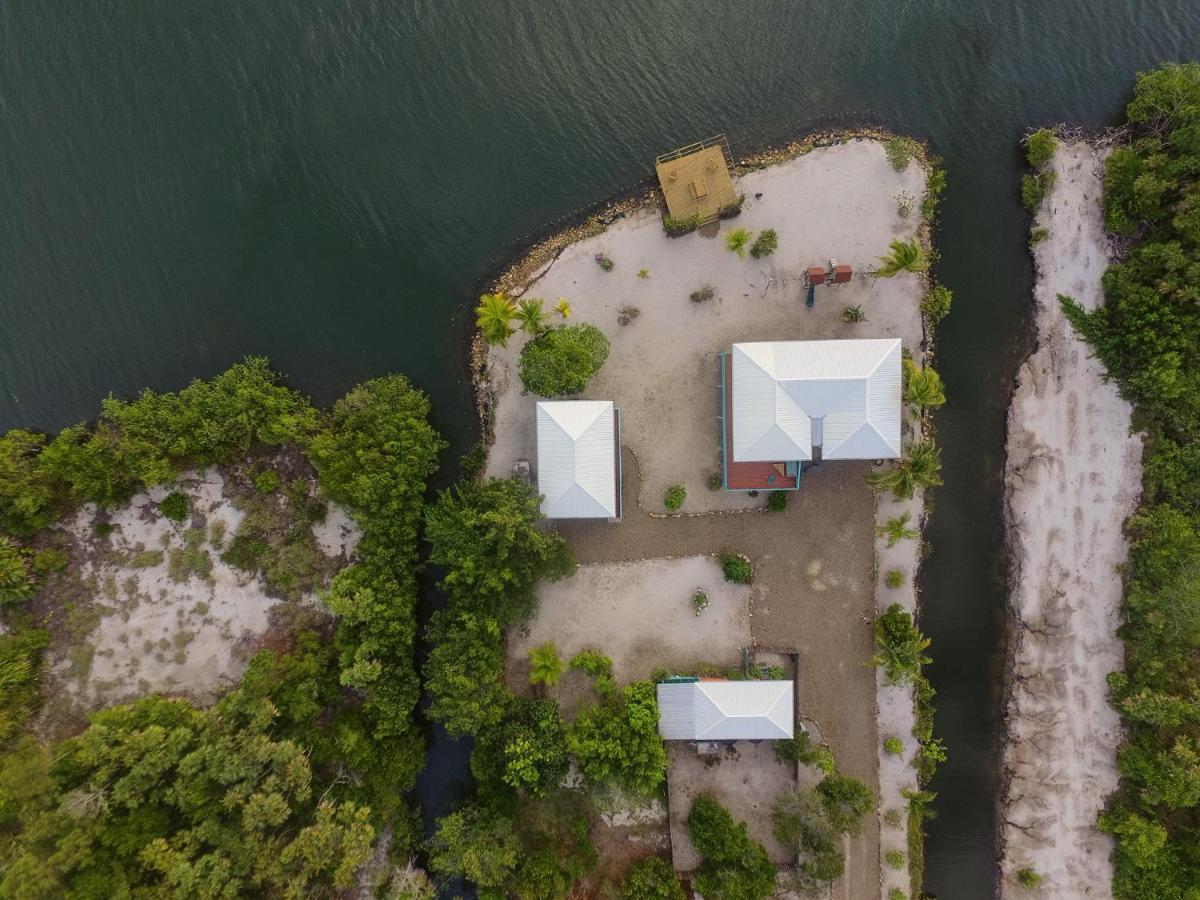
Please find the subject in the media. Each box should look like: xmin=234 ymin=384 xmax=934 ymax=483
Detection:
xmin=517 ymin=324 xmax=610 ymax=397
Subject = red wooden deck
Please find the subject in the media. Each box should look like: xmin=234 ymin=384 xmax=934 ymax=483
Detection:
xmin=723 ymin=353 xmax=801 ymax=491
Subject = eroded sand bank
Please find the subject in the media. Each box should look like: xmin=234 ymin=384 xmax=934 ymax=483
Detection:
xmin=1000 ymin=142 xmax=1142 ymax=897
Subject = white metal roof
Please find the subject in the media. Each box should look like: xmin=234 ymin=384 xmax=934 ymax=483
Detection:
xmin=731 ymin=339 xmax=902 ymax=462
xmin=536 ymin=400 xmax=617 ymax=519
xmin=656 ymin=680 xmax=794 ymax=740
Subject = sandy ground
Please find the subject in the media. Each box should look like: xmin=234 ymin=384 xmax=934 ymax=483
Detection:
xmin=999 ymin=143 xmax=1142 ymax=897
xmin=666 ymin=741 xmax=797 ymax=871
xmin=484 ymin=139 xmax=926 ymax=514
xmin=547 ymin=449 xmax=879 ymax=899
xmin=44 ymin=469 xmax=352 ymax=718
xmin=505 ymin=555 xmax=750 ymax=689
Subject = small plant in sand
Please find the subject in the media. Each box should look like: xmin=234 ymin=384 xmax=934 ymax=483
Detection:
xmin=724 ymin=227 xmax=753 ymax=259
xmin=554 ymin=297 xmax=572 ymax=319
xmin=885 ymin=137 xmax=918 ymax=171
xmin=843 ymin=304 xmax=868 ymax=323
xmin=884 ymin=808 xmax=904 ymax=827
xmin=884 ymin=736 xmax=904 ymax=755
xmin=637 ymin=267 xmax=650 ymax=279
xmin=595 ymin=253 xmax=615 ymax=272
xmin=476 ymin=292 xmax=517 ymax=346
xmin=707 ymin=471 xmax=723 ymax=490
xmin=253 ymin=468 xmax=279 ymax=494
xmin=0 ymin=538 xmax=34 ymax=604
xmin=692 ymin=588 xmax=710 ymax=616
xmin=159 ymin=491 xmax=189 ymax=522
xmin=889 ymin=888 xmax=907 ymax=900
xmin=664 ymin=484 xmax=687 ymax=512
xmin=1030 ymin=226 xmax=1050 ymax=245
xmin=1017 ymin=868 xmax=1043 ymax=888
xmin=664 ymin=213 xmax=699 ymax=237
xmin=871 ymin=603 xmax=931 ymax=685
xmin=767 ymin=491 xmax=787 ymax=512
xmin=617 ymin=305 xmax=640 ymax=326
xmin=873 ymin=239 xmax=928 ymax=277
xmin=921 ymin=283 xmax=953 ymax=326
xmin=528 ymin=642 xmax=565 ymax=688
xmin=690 ymin=284 xmax=716 ymax=303
xmin=885 ymin=849 xmax=905 ymax=870
xmin=1024 ymin=128 xmax=1058 ymax=169
xmin=877 ymin=511 xmax=919 ymax=547
xmin=721 ymin=552 xmax=753 ymax=584
xmin=894 ymin=190 xmax=915 ymax=218
xmin=514 ymin=297 xmax=549 ymax=335
xmin=866 ymin=439 xmax=943 ymax=500
xmin=904 ymin=359 xmax=946 ymax=413
xmin=885 ymin=569 xmax=904 ymax=588
xmin=749 ymin=228 xmax=778 ymax=259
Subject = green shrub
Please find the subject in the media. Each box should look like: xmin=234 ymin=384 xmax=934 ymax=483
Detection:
xmin=159 ymin=491 xmax=189 ymax=522
xmin=567 ymin=681 xmax=666 ymax=794
xmin=871 ymin=603 xmax=931 ymax=685
xmin=707 ymin=471 xmax=723 ymax=490
xmin=717 ymin=195 xmax=746 ymax=219
xmin=724 ymin=227 xmax=753 ymax=259
xmin=664 ymin=484 xmax=686 ymax=512
xmin=921 ymin=160 xmax=946 ymax=222
xmin=749 ymin=229 xmax=778 ymax=259
xmin=721 ymin=552 xmax=752 ymax=584
xmin=619 ymin=856 xmax=684 ymax=900
xmin=692 ymin=589 xmax=709 ymax=615
xmin=253 ymin=468 xmax=280 ymax=493
xmin=843 ymin=304 xmax=868 ymax=323
xmin=1020 ymin=171 xmax=1057 ymax=212
xmin=884 ymin=736 xmax=904 ymax=755
xmin=889 ymin=889 xmax=907 ymax=900
xmin=663 ymin=213 xmax=699 ymax=237
xmin=1017 ymin=867 xmax=1042 ymax=888
xmin=0 ymin=539 xmax=34 ymax=604
xmin=774 ymin=730 xmax=835 ymax=773
xmin=93 ymin=521 xmax=114 ymax=537
xmin=569 ymin=649 xmax=613 ymax=678
xmin=518 ymin=324 xmax=610 ymax=397
xmin=690 ymin=284 xmax=716 ymax=303
xmin=688 ymin=794 xmax=777 ymax=900
xmin=1030 ymin=226 xmax=1050 ymax=244
xmin=767 ymin=491 xmax=787 ymax=512
xmin=595 ymin=253 xmax=614 ymax=271
xmin=885 ymin=569 xmax=904 ymax=588
xmin=129 ymin=549 xmax=165 ymax=568
xmin=32 ymin=548 xmax=68 ymax=574
xmin=885 ymin=137 xmax=917 ymax=171
xmin=884 ymin=808 xmax=903 ymax=827
xmin=885 ymin=849 xmax=905 ymax=869
xmin=1025 ymin=128 xmax=1058 ymax=168
xmin=921 ymin=283 xmax=953 ymax=326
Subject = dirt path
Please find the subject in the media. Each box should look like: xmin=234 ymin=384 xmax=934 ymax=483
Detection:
xmin=999 ymin=142 xmax=1142 ymax=897
xmin=559 ymin=448 xmax=879 ymax=899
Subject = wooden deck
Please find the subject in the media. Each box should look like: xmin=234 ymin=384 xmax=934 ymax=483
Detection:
xmin=655 ymin=138 xmax=737 ymax=224
xmin=722 ymin=353 xmax=801 ymax=491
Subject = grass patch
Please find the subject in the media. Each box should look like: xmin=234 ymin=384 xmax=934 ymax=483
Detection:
xmin=129 ymin=549 xmax=164 ymax=568
xmin=168 ymin=529 xmax=213 ymax=583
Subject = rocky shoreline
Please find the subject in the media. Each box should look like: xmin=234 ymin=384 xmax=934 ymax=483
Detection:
xmin=998 ymin=141 xmax=1142 ymax=897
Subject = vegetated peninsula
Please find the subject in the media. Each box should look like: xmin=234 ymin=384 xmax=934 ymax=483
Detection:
xmin=455 ymin=133 xmax=951 ymax=899
xmin=0 ymin=360 xmax=446 ymax=897
xmin=1002 ymin=62 xmax=1200 ymax=899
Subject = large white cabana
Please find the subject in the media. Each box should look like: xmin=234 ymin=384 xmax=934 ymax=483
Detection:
xmin=657 ymin=680 xmax=794 ymax=740
xmin=730 ymin=338 xmax=902 ymax=462
xmin=536 ymin=400 xmax=620 ymax=519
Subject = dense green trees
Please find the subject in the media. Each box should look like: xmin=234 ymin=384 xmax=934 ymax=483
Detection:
xmin=1060 ymin=63 xmax=1200 ymax=898
xmin=517 ymin=324 xmax=610 ymax=397
xmin=687 ymin=794 xmax=778 ymax=900
xmin=566 ymin=681 xmax=667 ymax=795
xmin=620 ymin=857 xmax=684 ymax=899
xmin=772 ymin=771 xmax=873 ymax=891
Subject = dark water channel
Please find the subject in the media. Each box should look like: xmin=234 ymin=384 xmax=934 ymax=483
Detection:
xmin=3 ymin=2 xmax=1198 ymax=894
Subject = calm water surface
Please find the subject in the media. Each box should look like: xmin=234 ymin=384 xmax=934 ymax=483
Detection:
xmin=2 ymin=2 xmax=1197 ymax=895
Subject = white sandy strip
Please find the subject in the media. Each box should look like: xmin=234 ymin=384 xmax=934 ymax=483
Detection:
xmin=999 ymin=143 xmax=1142 ymax=897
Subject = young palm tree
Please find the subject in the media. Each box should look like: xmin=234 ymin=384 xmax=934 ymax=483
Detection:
xmin=528 ymin=642 xmax=565 ymax=688
xmin=724 ymin=227 xmax=753 ymax=259
xmin=475 ymin=292 xmax=516 ymax=347
xmin=514 ymin=297 xmax=549 ymax=336
xmin=873 ymin=239 xmax=928 ymax=277
xmin=871 ymin=604 xmax=932 ymax=684
xmin=876 ymin=511 xmax=919 ymax=547
xmin=903 ymin=358 xmax=946 ymax=412
xmin=866 ymin=439 xmax=943 ymax=500
xmin=554 ymin=298 xmax=572 ymax=319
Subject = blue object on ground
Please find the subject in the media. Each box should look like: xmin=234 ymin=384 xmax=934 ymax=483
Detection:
xmin=806 ymin=282 xmax=815 ymax=308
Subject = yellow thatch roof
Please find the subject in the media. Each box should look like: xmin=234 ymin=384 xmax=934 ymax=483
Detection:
xmin=655 ymin=136 xmax=737 ymax=224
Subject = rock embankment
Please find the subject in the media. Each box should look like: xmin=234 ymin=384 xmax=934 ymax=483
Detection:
xmin=1000 ymin=142 xmax=1142 ymax=897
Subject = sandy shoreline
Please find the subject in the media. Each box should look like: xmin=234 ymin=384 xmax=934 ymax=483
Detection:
xmin=998 ymin=142 xmax=1142 ymax=896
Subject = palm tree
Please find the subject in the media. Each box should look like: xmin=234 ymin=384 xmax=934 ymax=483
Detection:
xmin=475 ymin=293 xmax=516 ymax=347
xmin=514 ymin=297 xmax=549 ymax=336
xmin=554 ymin=298 xmax=572 ymax=319
xmin=724 ymin=227 xmax=753 ymax=259
xmin=866 ymin=439 xmax=943 ymax=500
xmin=902 ymin=788 xmax=939 ymax=822
xmin=873 ymin=239 xmax=928 ymax=277
xmin=876 ymin=511 xmax=919 ymax=547
xmin=903 ymin=358 xmax=946 ymax=412
xmin=871 ymin=604 xmax=931 ymax=684
xmin=528 ymin=642 xmax=565 ymax=688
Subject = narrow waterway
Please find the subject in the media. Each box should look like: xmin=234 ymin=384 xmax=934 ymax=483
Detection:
xmin=2 ymin=2 xmax=1196 ymax=894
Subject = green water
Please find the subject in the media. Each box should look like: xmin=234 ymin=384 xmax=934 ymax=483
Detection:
xmin=3 ymin=2 xmax=1196 ymax=894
